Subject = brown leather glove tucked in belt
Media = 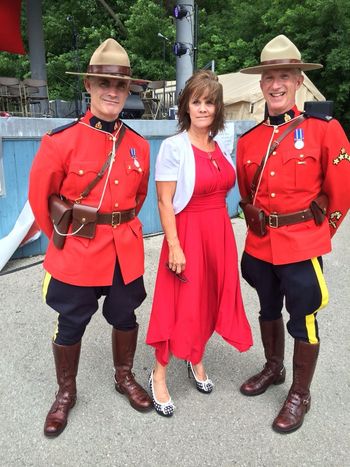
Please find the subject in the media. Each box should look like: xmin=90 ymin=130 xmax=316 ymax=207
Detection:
xmin=97 ymin=208 xmax=136 ymax=227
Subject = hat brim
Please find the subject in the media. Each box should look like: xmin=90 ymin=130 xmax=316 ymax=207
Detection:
xmin=66 ymin=71 xmax=150 ymax=85
xmin=240 ymin=62 xmax=323 ymax=74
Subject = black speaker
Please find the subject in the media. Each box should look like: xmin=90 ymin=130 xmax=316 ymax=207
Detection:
xmin=120 ymin=94 xmax=145 ymax=119
xmin=304 ymin=100 xmax=334 ymax=118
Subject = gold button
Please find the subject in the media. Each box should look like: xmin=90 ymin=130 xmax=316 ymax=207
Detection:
xmin=270 ymin=171 xmax=275 ymax=176
xmin=247 ymin=160 xmax=251 ymax=164
xmin=138 ymin=168 xmax=142 ymax=172
xmin=114 ymin=179 xmax=119 ymax=185
xmin=109 ymin=136 xmax=113 ymax=141
xmin=271 ymin=193 xmax=276 ymax=198
xmin=78 ymin=169 xmax=84 ymax=175
xmin=274 ymin=128 xmax=279 ymax=134
xmin=81 ymin=217 xmax=86 ymax=223
xmin=272 ymin=151 xmax=277 ymax=156
xmin=300 ymin=154 xmax=304 ymax=158
xmin=113 ymin=225 xmax=117 ymax=229
xmin=128 ymin=165 xmax=131 ymax=170
xmin=114 ymin=202 xmax=119 ymax=208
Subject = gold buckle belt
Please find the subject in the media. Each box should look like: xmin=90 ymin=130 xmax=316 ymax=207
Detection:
xmin=97 ymin=208 xmax=136 ymax=227
xmin=266 ymin=209 xmax=314 ymax=228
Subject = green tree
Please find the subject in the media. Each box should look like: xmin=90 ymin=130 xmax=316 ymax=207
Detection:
xmin=124 ymin=0 xmax=175 ymax=81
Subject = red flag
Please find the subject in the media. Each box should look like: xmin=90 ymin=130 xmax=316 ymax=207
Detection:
xmin=0 ymin=0 xmax=26 ymax=55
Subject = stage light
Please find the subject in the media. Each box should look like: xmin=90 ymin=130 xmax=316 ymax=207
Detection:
xmin=173 ymin=4 xmax=189 ymax=20
xmin=173 ymin=42 xmax=188 ymax=57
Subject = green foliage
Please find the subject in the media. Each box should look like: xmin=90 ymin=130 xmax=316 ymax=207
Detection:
xmin=124 ymin=0 xmax=176 ymax=80
xmin=0 ymin=0 xmax=349 ymax=131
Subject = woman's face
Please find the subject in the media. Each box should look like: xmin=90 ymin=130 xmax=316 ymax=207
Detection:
xmin=187 ymin=92 xmax=216 ymax=132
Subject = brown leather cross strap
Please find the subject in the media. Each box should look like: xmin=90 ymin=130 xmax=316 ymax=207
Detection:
xmin=76 ymin=124 xmax=126 ymax=202
xmin=265 ymin=208 xmax=314 ymax=228
xmin=97 ymin=208 xmax=135 ymax=227
xmin=250 ymin=114 xmax=306 ymax=199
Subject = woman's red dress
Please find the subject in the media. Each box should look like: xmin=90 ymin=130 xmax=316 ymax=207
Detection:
xmin=146 ymin=144 xmax=253 ymax=365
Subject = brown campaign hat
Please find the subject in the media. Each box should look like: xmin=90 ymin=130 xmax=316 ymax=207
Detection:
xmin=240 ymin=35 xmax=323 ymax=74
xmin=66 ymin=38 xmax=149 ymax=84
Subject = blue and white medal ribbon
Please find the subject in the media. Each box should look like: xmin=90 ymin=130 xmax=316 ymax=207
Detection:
xmin=130 ymin=148 xmax=140 ymax=168
xmin=294 ymin=128 xmax=304 ymax=149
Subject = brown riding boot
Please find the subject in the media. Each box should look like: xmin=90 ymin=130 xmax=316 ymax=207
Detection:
xmin=272 ymin=340 xmax=320 ymax=433
xmin=44 ymin=341 xmax=81 ymax=437
xmin=112 ymin=326 xmax=152 ymax=412
xmin=240 ymin=317 xmax=286 ymax=396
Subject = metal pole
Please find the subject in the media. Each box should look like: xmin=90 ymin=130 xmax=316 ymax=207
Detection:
xmin=175 ymin=0 xmax=194 ymax=100
xmin=193 ymin=2 xmax=198 ymax=71
xmin=26 ymin=0 xmax=47 ymax=82
xmin=158 ymin=33 xmax=170 ymax=119
xmin=26 ymin=0 xmax=49 ymax=115
xmin=67 ymin=16 xmax=81 ymax=117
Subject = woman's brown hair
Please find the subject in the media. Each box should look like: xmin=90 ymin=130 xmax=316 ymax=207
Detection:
xmin=177 ymin=70 xmax=225 ymax=137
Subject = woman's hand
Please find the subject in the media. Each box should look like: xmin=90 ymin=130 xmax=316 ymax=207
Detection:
xmin=167 ymin=241 xmax=186 ymax=274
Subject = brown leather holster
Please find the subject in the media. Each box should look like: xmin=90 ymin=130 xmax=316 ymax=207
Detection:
xmin=71 ymin=204 xmax=98 ymax=239
xmin=49 ymin=195 xmax=73 ymax=249
xmin=239 ymin=198 xmax=266 ymax=237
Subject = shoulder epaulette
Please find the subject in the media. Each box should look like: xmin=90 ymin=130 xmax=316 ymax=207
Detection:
xmin=303 ymin=111 xmax=333 ymax=122
xmin=239 ymin=120 xmax=265 ymax=138
xmin=120 ymin=120 xmax=145 ymax=139
xmin=47 ymin=119 xmax=79 ymax=136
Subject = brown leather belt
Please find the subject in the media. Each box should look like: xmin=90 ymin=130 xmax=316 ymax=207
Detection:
xmin=266 ymin=208 xmax=314 ymax=228
xmin=97 ymin=208 xmax=136 ymax=227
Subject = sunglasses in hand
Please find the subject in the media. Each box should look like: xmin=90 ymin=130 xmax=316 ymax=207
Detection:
xmin=165 ymin=263 xmax=188 ymax=283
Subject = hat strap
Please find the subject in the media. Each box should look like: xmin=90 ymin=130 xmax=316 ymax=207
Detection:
xmin=260 ymin=58 xmax=302 ymax=66
xmin=87 ymin=64 xmax=131 ymax=76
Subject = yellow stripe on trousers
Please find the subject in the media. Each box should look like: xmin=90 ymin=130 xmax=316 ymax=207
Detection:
xmin=42 ymin=272 xmax=59 ymax=342
xmin=305 ymin=257 xmax=329 ymax=344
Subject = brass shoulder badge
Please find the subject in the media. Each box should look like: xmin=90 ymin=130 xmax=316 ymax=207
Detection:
xmin=284 ymin=113 xmax=292 ymax=122
xmin=333 ymin=147 xmax=350 ymax=165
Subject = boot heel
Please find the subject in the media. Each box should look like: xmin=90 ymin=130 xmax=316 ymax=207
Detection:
xmin=273 ymin=366 xmax=286 ymax=385
xmin=114 ymin=380 xmax=125 ymax=395
xmin=305 ymin=396 xmax=311 ymax=413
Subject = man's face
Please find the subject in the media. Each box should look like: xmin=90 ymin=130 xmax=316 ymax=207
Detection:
xmin=260 ymin=68 xmax=304 ymax=116
xmin=84 ymin=77 xmax=130 ymax=121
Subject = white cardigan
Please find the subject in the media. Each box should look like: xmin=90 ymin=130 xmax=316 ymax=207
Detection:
xmin=155 ymin=130 xmax=234 ymax=214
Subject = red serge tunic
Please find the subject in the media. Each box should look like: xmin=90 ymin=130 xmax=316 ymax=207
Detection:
xmin=146 ymin=144 xmax=253 ymax=366
xmin=237 ymin=107 xmax=350 ymax=265
xmin=28 ymin=111 xmax=150 ymax=286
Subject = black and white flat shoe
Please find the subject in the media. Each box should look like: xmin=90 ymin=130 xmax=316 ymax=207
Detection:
xmin=186 ymin=361 xmax=214 ymax=394
xmin=148 ymin=370 xmax=175 ymax=417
